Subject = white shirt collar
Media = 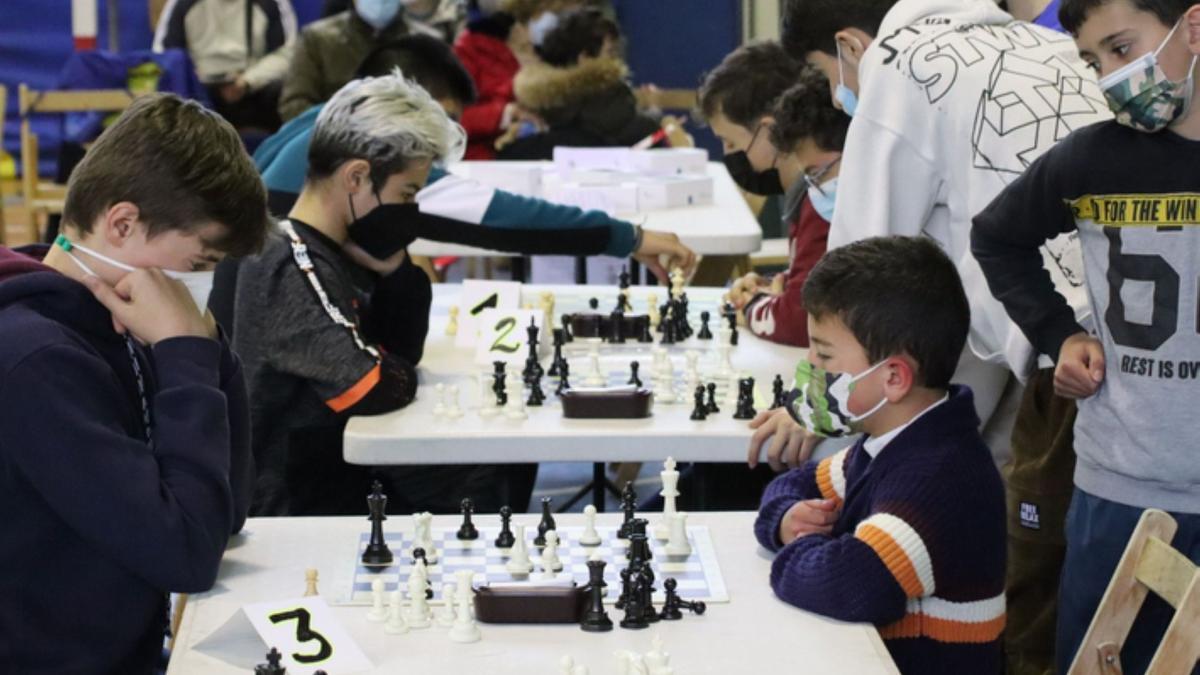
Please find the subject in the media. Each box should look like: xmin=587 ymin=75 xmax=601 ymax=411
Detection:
xmin=861 ymin=394 xmax=950 ymax=459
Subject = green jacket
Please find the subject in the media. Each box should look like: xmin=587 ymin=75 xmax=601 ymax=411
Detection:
xmin=278 ymin=10 xmax=435 ymax=121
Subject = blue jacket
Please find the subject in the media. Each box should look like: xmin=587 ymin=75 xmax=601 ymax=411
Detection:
xmin=254 ymin=105 xmax=638 ymax=257
xmin=0 ymin=246 xmax=252 ymax=674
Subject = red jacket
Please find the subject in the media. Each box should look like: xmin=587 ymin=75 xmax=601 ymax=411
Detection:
xmin=744 ymin=196 xmax=830 ymax=347
xmin=453 ymin=29 xmax=519 ymax=160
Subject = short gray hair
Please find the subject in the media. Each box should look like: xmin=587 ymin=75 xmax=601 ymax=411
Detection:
xmin=307 ymin=72 xmax=466 ymax=187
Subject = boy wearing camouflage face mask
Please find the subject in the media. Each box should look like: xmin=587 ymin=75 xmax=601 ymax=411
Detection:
xmin=754 ymin=236 xmax=1007 ymax=675
xmin=972 ymin=2 xmax=1200 ymax=672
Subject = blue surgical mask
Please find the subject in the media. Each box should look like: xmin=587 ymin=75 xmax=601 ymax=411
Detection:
xmin=807 ymin=177 xmax=837 ymax=222
xmin=357 ymin=0 xmax=403 ymax=30
xmin=835 ymin=42 xmax=859 ymax=118
xmin=529 ymin=11 xmax=560 ymax=47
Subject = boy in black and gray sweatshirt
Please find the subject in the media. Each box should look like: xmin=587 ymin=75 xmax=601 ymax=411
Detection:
xmin=0 ymin=94 xmax=268 ymax=674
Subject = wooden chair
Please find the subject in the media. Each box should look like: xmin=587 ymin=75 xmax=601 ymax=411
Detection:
xmin=18 ymin=84 xmax=134 ymax=242
xmin=1068 ymin=509 xmax=1200 ymax=675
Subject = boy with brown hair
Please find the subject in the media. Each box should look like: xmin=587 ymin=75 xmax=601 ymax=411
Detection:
xmin=0 ymin=93 xmax=269 ymax=673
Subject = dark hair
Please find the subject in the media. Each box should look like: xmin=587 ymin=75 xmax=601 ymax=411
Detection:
xmin=768 ymin=67 xmax=849 ymax=153
xmin=356 ymin=35 xmax=478 ymax=105
xmin=782 ymin=0 xmax=897 ymax=58
xmin=63 ymin=93 xmax=269 ymax=257
xmin=697 ymin=41 xmax=806 ymax=129
xmin=537 ymin=7 xmax=620 ymax=66
xmin=803 ymin=236 xmax=969 ymax=388
xmin=1060 ymin=0 xmax=1192 ymax=33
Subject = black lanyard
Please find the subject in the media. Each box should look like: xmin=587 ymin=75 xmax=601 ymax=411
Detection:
xmin=123 ymin=334 xmax=153 ymax=445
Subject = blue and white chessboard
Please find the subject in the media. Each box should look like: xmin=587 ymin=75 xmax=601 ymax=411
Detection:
xmin=333 ymin=525 xmax=728 ymax=606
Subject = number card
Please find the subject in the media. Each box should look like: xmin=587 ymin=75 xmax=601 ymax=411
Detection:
xmin=244 ymin=596 xmax=371 ymax=674
xmin=455 ymin=279 xmax=522 ymax=348
xmin=473 ymin=308 xmax=545 ymax=367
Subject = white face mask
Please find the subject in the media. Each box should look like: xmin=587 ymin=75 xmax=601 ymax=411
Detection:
xmin=55 ymin=235 xmax=214 ymax=314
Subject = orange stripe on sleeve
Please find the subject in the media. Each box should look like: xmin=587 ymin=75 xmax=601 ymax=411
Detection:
xmin=325 ymin=363 xmax=382 ymax=413
xmin=855 ymin=523 xmax=925 ymax=598
xmin=815 ymin=457 xmax=841 ymax=505
xmin=879 ymin=613 xmax=1006 ymax=644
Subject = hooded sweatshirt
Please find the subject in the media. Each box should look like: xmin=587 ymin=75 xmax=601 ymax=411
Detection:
xmin=830 ymin=0 xmax=1110 ymax=377
xmin=0 ymin=246 xmax=252 ymax=674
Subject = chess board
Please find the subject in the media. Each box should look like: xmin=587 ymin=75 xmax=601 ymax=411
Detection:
xmin=333 ymin=525 xmax=728 ymax=606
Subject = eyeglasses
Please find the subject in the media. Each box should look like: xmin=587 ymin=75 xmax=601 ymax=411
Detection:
xmin=801 ymin=155 xmax=842 ymax=196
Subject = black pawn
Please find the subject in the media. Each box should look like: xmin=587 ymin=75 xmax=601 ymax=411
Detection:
xmin=555 ymin=360 xmax=572 ymax=396
xmin=548 ymin=329 xmax=565 ymax=376
xmin=697 ymin=310 xmax=713 ymax=340
xmin=730 ymin=325 xmax=739 ymax=346
xmin=626 ymin=526 xmax=653 ymax=563
xmin=660 ymin=578 xmax=683 ymax=621
xmin=615 ymin=566 xmax=633 ymax=610
xmin=580 ymin=559 xmax=613 ymax=632
xmin=705 ymin=382 xmax=720 ymax=414
xmin=628 ymin=361 xmax=642 ymax=388
xmin=361 ymin=481 xmax=393 ymax=567
xmin=534 ymin=496 xmax=557 ymax=547
xmin=638 ymin=318 xmax=654 ymax=343
xmin=255 ymin=647 xmax=286 ymax=675
xmin=457 ymin=498 xmax=479 ymax=540
xmin=639 ymin=563 xmax=660 ymax=624
xmin=689 ymin=385 xmax=708 ymax=421
xmin=588 ymin=297 xmax=599 ymax=310
xmin=494 ymin=506 xmax=515 ymax=548
xmin=617 ymin=482 xmax=637 ymax=539
xmin=733 ymin=378 xmax=757 ymax=420
xmin=771 ymin=374 xmax=786 ymax=409
xmin=527 ymin=378 xmax=546 ymax=406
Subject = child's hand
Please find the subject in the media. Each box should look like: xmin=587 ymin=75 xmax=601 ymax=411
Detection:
xmin=1055 ymin=331 xmax=1105 ymax=399
xmin=747 ymin=407 xmax=820 ymax=472
xmin=343 ymin=241 xmax=408 ymax=277
xmin=634 ymin=230 xmax=697 ymax=283
xmin=729 ymin=272 xmax=767 ymax=310
xmin=83 ymin=270 xmax=215 ymax=344
xmin=779 ymin=498 xmax=840 ymax=546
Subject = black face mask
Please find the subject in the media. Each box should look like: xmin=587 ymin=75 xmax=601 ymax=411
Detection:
xmin=347 ymin=198 xmax=421 ymax=260
xmin=723 ymin=151 xmax=784 ymax=196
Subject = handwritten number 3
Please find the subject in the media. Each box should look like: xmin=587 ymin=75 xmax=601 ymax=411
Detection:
xmin=268 ymin=608 xmax=333 ymax=664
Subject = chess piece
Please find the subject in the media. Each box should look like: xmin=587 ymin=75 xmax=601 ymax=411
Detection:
xmin=504 ymin=389 xmax=528 ymax=419
xmin=367 ymin=578 xmax=389 ymax=622
xmin=405 ymin=569 xmax=432 ymax=628
xmin=506 ymin=523 xmax=534 ymax=574
xmin=448 ymin=590 xmax=481 ymax=643
xmin=689 ymin=385 xmax=708 ymax=421
xmin=385 ymin=588 xmax=410 ymax=634
xmin=705 ymin=382 xmax=720 ymax=414
xmin=445 ymin=306 xmax=459 ymax=336
xmin=638 ymin=318 xmax=654 ymax=343
xmin=362 ymin=481 xmax=393 ymax=567
xmin=457 ymin=498 xmax=479 ymax=540
xmin=610 ymin=310 xmax=627 ymax=343
xmin=495 ymin=506 xmax=516 ymax=548
xmin=665 ymin=512 xmax=692 ymax=557
xmin=628 ymin=361 xmax=642 ymax=387
xmin=492 ymin=362 xmax=508 ymax=406
xmin=540 ymin=531 xmax=563 ymax=578
xmin=733 ymin=377 xmax=757 ymax=420
xmin=435 ymin=584 xmax=456 ymax=627
xmin=771 ymin=374 xmax=787 ymax=409
xmin=619 ymin=567 xmax=651 ymax=630
xmin=555 ymin=360 xmax=572 ymax=396
xmin=617 ymin=482 xmax=637 ymax=539
xmin=697 ymin=310 xmax=713 ymax=340
xmin=580 ymin=559 xmax=613 ymax=632
xmin=588 ymin=297 xmax=599 ymax=310
xmin=255 ymin=647 xmax=287 ymax=675
xmin=478 ymin=373 xmax=500 ymax=418
xmin=644 ymin=634 xmax=672 ymax=675
xmin=659 ymin=578 xmax=706 ymax=620
xmin=445 ymin=384 xmax=464 ymax=418
xmin=535 ymin=496 xmax=557 ymax=547
xmin=730 ymin=324 xmax=739 ymax=346
xmin=412 ymin=512 xmax=439 ymax=564
xmin=585 ymin=349 xmax=605 ymax=387
xmin=303 ymin=568 xmax=319 ymax=597
xmin=580 ymin=504 xmax=602 ymax=546
xmin=654 ymin=457 xmax=679 ymax=541
xmin=548 ymin=329 xmax=565 ymax=376
xmin=716 ymin=343 xmax=734 ymax=379
xmin=432 ymin=382 xmax=447 ymax=417
xmin=455 ymin=569 xmax=477 ymax=611
xmin=647 ymin=294 xmax=660 ymax=329
xmin=627 ymin=525 xmax=654 ymax=564
xmin=527 ymin=375 xmax=546 ymax=406
xmin=561 ymin=314 xmax=574 ymax=342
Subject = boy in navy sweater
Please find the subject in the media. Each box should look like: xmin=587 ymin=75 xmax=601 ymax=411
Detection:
xmin=0 ymin=94 xmax=268 ymax=673
xmin=755 ymin=237 xmax=1006 ymax=675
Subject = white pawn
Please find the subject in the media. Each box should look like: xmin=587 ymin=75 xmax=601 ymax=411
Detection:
xmin=506 ymin=524 xmax=534 ymax=574
xmin=505 ymin=384 xmax=528 ymax=419
xmin=654 ymin=457 xmax=680 ymax=541
xmin=405 ymin=570 xmax=431 ymax=628
xmin=366 ymin=578 xmax=388 ymax=622
xmin=585 ymin=349 xmax=606 ymax=387
xmin=436 ymin=583 xmax=457 ymax=627
xmin=725 ymin=372 xmax=740 ymax=407
xmin=445 ymin=384 xmax=463 ymax=419
xmin=432 ymin=382 xmax=447 ymax=417
xmin=541 ymin=531 xmax=563 ymax=576
xmin=579 ymin=504 xmax=602 ymax=546
xmin=448 ymin=591 xmax=481 ymax=643
xmin=385 ymin=588 xmax=409 ymax=634
xmin=455 ymin=569 xmax=476 ymax=611
xmin=445 ymin=306 xmax=459 ymax=336
xmin=479 ymin=373 xmax=499 ymax=418
xmin=665 ymin=512 xmax=692 ymax=557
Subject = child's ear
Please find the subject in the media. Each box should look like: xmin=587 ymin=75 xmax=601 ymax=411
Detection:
xmin=101 ymin=202 xmax=143 ymax=248
xmin=1186 ymin=5 xmax=1200 ymax=55
xmin=883 ymin=356 xmax=917 ymax=402
xmin=340 ymin=159 xmax=372 ymax=195
xmin=834 ymin=29 xmax=870 ymax=66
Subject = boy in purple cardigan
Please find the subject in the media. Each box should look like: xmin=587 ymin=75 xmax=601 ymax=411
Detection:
xmin=754 ymin=236 xmax=1006 ymax=675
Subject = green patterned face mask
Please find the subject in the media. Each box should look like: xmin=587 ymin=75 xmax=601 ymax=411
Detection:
xmin=1098 ymin=18 xmax=1198 ymax=133
xmin=789 ymin=359 xmax=887 ymax=437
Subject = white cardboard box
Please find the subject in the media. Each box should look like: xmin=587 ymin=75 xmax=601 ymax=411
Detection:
xmin=465 ymin=162 xmax=543 ymax=197
xmin=545 ymin=180 xmax=640 ymax=215
xmin=636 ymin=174 xmax=714 ymax=210
xmin=553 ymin=147 xmax=710 ymax=176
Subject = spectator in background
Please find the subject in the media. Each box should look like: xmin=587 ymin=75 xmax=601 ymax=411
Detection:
xmin=454 ymin=0 xmax=527 ymax=159
xmin=322 ymin=0 xmax=467 ymax=41
xmin=278 ymin=0 xmax=440 ymax=120
xmin=154 ymin=0 xmax=297 ymax=132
